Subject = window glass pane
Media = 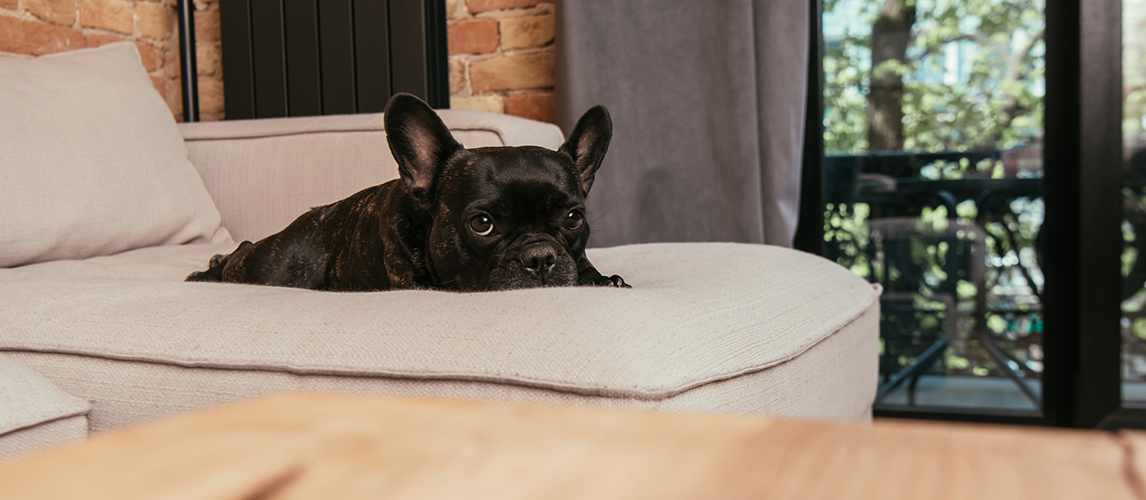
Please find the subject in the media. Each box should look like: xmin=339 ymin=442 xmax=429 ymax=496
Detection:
xmin=822 ymin=0 xmax=1045 ymax=412
xmin=1123 ymin=0 xmax=1146 ymax=406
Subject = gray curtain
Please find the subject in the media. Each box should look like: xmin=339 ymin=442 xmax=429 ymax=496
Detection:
xmin=556 ymin=0 xmax=809 ymax=248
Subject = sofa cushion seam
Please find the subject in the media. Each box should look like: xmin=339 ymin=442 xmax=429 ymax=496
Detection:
xmin=181 ymin=127 xmax=506 ymax=144
xmin=0 ymin=409 xmax=90 ymax=438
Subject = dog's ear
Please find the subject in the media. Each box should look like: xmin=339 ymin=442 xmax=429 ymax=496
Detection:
xmin=384 ymin=93 xmax=463 ymax=202
xmin=558 ymin=105 xmax=612 ymax=195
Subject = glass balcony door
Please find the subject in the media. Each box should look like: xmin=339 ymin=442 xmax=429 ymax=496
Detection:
xmin=819 ymin=0 xmax=1046 ymax=415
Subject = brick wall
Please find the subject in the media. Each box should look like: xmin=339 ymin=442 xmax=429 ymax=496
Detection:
xmin=0 ymin=0 xmax=188 ymax=119
xmin=2 ymin=1 xmax=554 ymax=124
xmin=192 ymin=0 xmax=221 ymax=121
xmin=447 ymin=0 xmax=555 ymax=123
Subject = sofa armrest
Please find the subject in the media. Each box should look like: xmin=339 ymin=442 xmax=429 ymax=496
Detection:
xmin=178 ymin=110 xmax=565 ymax=243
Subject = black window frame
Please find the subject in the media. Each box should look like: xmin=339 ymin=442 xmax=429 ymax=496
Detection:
xmin=796 ymin=0 xmax=1141 ymax=428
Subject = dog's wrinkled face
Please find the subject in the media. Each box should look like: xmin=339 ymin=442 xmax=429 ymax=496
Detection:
xmin=384 ymin=93 xmax=612 ymax=291
xmin=430 ymin=147 xmax=589 ymax=290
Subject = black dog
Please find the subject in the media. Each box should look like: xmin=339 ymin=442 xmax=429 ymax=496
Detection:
xmin=186 ymin=93 xmax=628 ymax=292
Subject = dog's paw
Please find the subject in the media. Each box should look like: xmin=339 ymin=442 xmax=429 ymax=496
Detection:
xmin=593 ymin=274 xmax=630 ymax=288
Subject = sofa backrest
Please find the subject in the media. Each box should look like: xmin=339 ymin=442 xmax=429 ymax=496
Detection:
xmin=178 ymin=111 xmax=564 ymax=243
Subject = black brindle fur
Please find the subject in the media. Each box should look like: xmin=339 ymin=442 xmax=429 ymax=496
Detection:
xmin=186 ymin=93 xmax=627 ymax=292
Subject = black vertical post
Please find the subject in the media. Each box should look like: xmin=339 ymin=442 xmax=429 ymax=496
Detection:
xmin=1043 ymin=0 xmax=1124 ymax=428
xmin=794 ymin=0 xmax=824 ymax=254
xmin=1042 ymin=0 xmax=1083 ymax=429
xmin=178 ymin=0 xmax=199 ymax=122
xmin=1075 ymin=0 xmax=1124 ymax=428
xmin=220 ymin=0 xmax=256 ymax=119
xmin=387 ymin=0 xmax=448 ymax=108
xmin=423 ymin=0 xmax=450 ymax=109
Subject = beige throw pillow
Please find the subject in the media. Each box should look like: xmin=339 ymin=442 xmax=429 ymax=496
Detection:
xmin=0 ymin=42 xmax=224 ymax=268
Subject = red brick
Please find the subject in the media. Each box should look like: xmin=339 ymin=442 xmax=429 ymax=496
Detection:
xmin=150 ymin=75 xmax=167 ymax=100
xmin=505 ymin=91 xmax=554 ymax=123
xmin=164 ymin=43 xmax=179 ymax=74
xmin=84 ymin=33 xmax=127 ymax=48
xmin=197 ymin=76 xmax=225 ymax=121
xmin=80 ymin=0 xmax=133 ymax=35
xmin=445 ymin=0 xmax=465 ymax=19
xmin=500 ymin=14 xmax=553 ymax=50
xmin=467 ymin=0 xmax=544 ymax=13
xmin=0 ymin=16 xmax=85 ymax=56
xmin=196 ymin=40 xmax=219 ymax=76
xmin=470 ymin=51 xmax=554 ymax=92
xmin=25 ymin=0 xmax=75 ymax=26
xmin=450 ymin=94 xmax=504 ymax=114
xmin=0 ymin=0 xmax=18 ymax=10
xmin=135 ymin=41 xmax=163 ymax=71
xmin=136 ymin=1 xmax=173 ymax=40
xmin=165 ymin=78 xmax=182 ymax=120
xmin=83 ymin=35 xmax=162 ymax=71
xmin=448 ymin=19 xmax=498 ymax=55
xmin=449 ymin=57 xmax=465 ymax=94
xmin=195 ymin=4 xmax=220 ymax=42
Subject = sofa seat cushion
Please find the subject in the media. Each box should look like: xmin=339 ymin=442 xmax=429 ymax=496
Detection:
xmin=0 ymin=43 xmax=226 ymax=268
xmin=0 ymin=354 xmax=91 ymax=461
xmin=0 ymin=243 xmax=880 ymax=430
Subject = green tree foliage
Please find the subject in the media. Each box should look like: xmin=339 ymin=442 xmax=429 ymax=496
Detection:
xmin=823 ymin=0 xmax=1047 ymax=383
xmin=824 ymin=0 xmax=1045 ymax=155
xmin=823 ymin=33 xmax=870 ymax=155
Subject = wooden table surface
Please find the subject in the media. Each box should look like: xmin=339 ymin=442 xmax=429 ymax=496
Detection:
xmin=0 ymin=392 xmax=1141 ymax=500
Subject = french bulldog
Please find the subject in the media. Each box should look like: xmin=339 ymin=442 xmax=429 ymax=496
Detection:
xmin=186 ymin=93 xmax=628 ymax=292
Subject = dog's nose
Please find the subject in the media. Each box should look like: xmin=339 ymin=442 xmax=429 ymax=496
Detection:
xmin=521 ymin=245 xmax=557 ymax=277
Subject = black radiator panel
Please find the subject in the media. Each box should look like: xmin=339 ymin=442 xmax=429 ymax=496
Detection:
xmin=219 ymin=0 xmax=448 ymax=119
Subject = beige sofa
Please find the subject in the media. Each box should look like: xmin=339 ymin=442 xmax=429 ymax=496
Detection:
xmin=0 ymin=43 xmax=881 ymax=461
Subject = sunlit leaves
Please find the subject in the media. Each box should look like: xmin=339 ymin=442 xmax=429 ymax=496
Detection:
xmin=823 ymin=0 xmax=1045 ymax=154
xmin=823 ymin=0 xmax=1049 ymax=380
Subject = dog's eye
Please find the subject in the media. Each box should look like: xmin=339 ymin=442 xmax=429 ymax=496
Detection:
xmin=470 ymin=215 xmax=495 ymax=236
xmin=564 ymin=211 xmax=584 ymax=231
